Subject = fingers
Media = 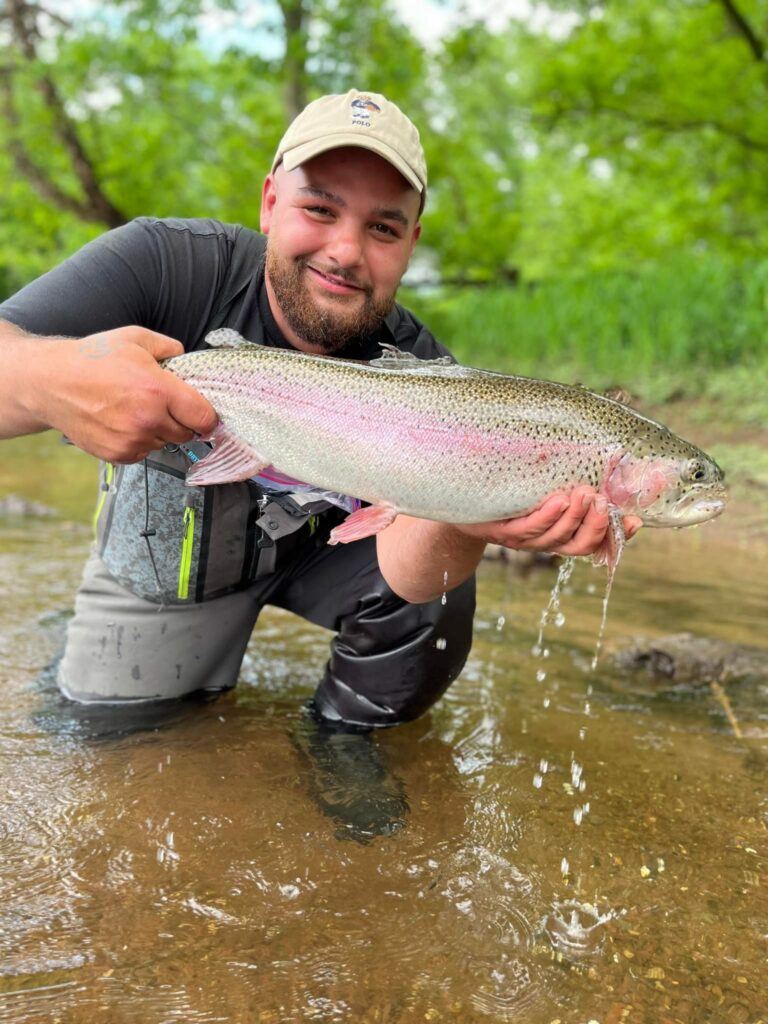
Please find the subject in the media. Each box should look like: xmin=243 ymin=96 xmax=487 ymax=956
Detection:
xmin=471 ymin=487 xmax=644 ymax=558
xmin=128 ymin=328 xmax=185 ymax=360
xmin=165 ymin=378 xmax=219 ymax=437
xmin=551 ymin=500 xmax=643 ymax=557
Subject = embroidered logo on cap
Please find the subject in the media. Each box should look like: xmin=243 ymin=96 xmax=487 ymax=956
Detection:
xmin=350 ymin=95 xmax=381 ymax=127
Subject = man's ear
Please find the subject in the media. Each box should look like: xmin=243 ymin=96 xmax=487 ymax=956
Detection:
xmin=409 ymin=221 xmax=422 ymax=255
xmin=260 ymin=174 xmax=278 ymax=233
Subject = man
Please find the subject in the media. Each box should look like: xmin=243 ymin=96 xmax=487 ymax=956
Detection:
xmin=0 ymin=90 xmax=638 ymax=730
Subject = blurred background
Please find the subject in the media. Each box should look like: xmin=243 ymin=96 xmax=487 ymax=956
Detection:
xmin=1 ymin=0 xmax=767 ymax=521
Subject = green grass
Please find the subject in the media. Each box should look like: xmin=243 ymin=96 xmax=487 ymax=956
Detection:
xmin=402 ymin=254 xmax=768 ymax=417
xmin=0 ymin=433 xmax=98 ymax=523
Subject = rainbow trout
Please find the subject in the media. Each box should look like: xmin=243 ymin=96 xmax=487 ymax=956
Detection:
xmin=162 ymin=329 xmax=726 ymax=548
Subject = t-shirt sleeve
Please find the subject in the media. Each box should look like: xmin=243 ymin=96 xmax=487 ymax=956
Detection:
xmin=0 ymin=217 xmax=238 ymax=351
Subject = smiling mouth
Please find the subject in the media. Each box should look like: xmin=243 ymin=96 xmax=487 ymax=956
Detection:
xmin=306 ymin=265 xmax=367 ymax=293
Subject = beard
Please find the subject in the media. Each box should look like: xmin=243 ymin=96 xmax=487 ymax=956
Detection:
xmin=265 ymin=244 xmax=396 ymax=353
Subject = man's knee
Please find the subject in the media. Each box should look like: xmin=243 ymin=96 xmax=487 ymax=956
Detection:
xmin=313 ymin=575 xmax=476 ymax=728
xmin=58 ymin=553 xmax=257 ymax=703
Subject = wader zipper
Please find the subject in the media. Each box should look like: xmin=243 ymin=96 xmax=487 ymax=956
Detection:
xmin=177 ymin=505 xmax=196 ymax=600
xmin=92 ymin=462 xmax=114 ymax=539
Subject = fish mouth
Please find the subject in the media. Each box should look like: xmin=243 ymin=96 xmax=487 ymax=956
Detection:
xmin=671 ymin=488 xmax=728 ymax=525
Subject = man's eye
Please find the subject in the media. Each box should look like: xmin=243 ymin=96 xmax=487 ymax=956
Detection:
xmin=306 ymin=206 xmax=332 ymax=217
xmin=372 ymin=223 xmax=397 ymax=237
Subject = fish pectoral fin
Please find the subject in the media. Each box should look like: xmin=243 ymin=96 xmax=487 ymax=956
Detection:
xmin=327 ymin=504 xmax=398 ymax=545
xmin=185 ymin=423 xmax=269 ymax=486
xmin=591 ymin=506 xmax=626 ymax=571
xmin=204 ymin=328 xmax=261 ymax=349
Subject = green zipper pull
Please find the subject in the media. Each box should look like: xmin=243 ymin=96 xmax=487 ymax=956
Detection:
xmin=177 ymin=505 xmax=196 ymax=600
xmin=92 ymin=462 xmax=114 ymax=539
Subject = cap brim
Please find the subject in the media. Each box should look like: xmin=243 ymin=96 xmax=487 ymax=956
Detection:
xmin=279 ymin=134 xmax=424 ymax=193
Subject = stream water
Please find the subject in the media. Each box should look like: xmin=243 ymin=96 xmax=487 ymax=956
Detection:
xmin=1 ymin=517 xmax=766 ymax=1023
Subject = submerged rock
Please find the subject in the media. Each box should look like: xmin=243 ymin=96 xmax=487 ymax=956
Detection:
xmin=482 ymin=545 xmax=558 ymax=574
xmin=613 ymin=632 xmax=768 ymax=684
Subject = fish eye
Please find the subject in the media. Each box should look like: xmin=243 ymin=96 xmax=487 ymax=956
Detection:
xmin=685 ymin=458 xmax=708 ymax=482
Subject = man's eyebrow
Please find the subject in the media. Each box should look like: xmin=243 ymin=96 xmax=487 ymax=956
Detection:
xmin=372 ymin=206 xmax=410 ymax=228
xmin=297 ymin=185 xmax=346 ymax=205
xmin=297 ymin=186 xmax=411 ymax=228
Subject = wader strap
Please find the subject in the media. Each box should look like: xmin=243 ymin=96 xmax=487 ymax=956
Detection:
xmin=253 ymin=492 xmax=335 ymax=579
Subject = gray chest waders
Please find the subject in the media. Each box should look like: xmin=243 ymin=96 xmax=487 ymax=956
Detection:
xmin=94 ymin=444 xmax=337 ymax=605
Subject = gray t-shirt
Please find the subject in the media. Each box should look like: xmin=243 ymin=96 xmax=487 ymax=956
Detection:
xmin=0 ymin=216 xmax=450 ymax=361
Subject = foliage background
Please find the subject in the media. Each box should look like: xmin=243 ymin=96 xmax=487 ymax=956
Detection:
xmin=1 ymin=0 xmax=767 ymax=398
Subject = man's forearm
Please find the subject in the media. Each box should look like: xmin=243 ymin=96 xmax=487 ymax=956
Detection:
xmin=0 ymin=321 xmax=50 ymax=438
xmin=376 ymin=514 xmax=486 ymax=604
xmin=0 ymin=321 xmax=217 ymax=462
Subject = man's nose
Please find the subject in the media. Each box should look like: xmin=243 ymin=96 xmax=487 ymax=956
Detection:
xmin=325 ymin=224 xmax=364 ymax=268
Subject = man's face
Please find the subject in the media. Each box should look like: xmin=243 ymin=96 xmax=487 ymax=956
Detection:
xmin=260 ymin=147 xmax=422 ymax=353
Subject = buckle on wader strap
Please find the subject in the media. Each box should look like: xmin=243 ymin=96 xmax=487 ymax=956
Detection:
xmin=254 ymin=492 xmax=332 ymax=578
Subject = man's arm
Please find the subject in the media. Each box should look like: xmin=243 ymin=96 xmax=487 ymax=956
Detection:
xmin=376 ymin=485 xmax=642 ymax=603
xmin=0 ymin=320 xmax=217 ymax=462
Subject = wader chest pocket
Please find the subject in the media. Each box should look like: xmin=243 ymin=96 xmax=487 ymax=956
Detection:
xmin=95 ymin=451 xmax=258 ymax=604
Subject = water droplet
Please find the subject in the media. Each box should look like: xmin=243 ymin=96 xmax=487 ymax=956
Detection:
xmin=561 ymin=858 xmax=570 ymax=876
xmin=542 ymin=697 xmax=551 ymax=708
xmin=531 ymin=644 xmax=542 ymax=657
xmin=533 ymin=774 xmax=543 ymax=789
xmin=435 ymin=637 xmax=447 ymax=650
xmin=441 ymin=593 xmax=447 ymax=606
xmin=543 ymin=900 xmax=621 ymax=960
xmin=496 ymin=615 xmax=506 ymax=630
xmin=590 ymin=508 xmax=627 ymax=669
xmin=573 ymin=807 xmax=583 ymax=825
xmin=539 ymin=759 xmax=549 ymax=773
xmin=534 ymin=556 xmax=575 ymax=658
xmin=578 ymin=727 xmax=587 ymax=741
xmin=555 ymin=612 xmax=566 ymax=627
xmin=536 ymin=669 xmax=547 ymax=682
xmin=543 ymin=648 xmax=550 ymax=658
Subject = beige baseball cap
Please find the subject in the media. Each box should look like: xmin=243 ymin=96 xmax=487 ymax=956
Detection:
xmin=271 ymin=89 xmax=427 ymax=194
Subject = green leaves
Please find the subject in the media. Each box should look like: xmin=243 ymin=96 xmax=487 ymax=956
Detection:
xmin=2 ymin=0 xmax=768 ymax=301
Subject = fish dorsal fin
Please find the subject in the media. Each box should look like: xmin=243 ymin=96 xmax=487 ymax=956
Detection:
xmin=369 ymin=343 xmax=499 ymax=379
xmin=205 ymin=328 xmax=260 ymax=350
xmin=603 ymin=386 xmax=638 ymax=408
xmin=370 ymin=343 xmax=453 ymax=369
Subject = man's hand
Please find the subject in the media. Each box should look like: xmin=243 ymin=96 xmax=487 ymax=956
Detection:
xmin=3 ymin=324 xmax=218 ymax=462
xmin=453 ymin=484 xmax=642 ymax=557
xmin=377 ymin=486 xmax=642 ymax=604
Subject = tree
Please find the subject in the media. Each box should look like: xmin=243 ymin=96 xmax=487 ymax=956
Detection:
xmin=514 ymin=0 xmax=768 ymax=272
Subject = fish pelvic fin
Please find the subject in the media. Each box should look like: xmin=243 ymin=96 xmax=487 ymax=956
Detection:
xmin=186 ymin=423 xmax=269 ymax=486
xmin=328 ymin=504 xmax=398 ymax=545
